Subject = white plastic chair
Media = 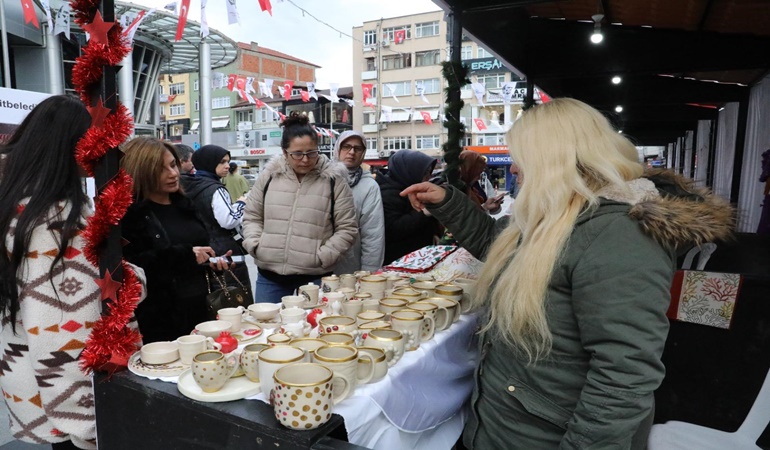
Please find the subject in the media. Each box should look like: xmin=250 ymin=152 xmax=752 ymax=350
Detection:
xmin=648 ymin=365 xmax=770 ymax=449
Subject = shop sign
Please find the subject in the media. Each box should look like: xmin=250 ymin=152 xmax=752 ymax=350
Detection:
xmin=248 ymin=148 xmax=267 ymax=155
xmin=269 ymin=131 xmax=282 ymax=138
xmin=464 ymin=145 xmax=509 ymax=154
xmin=486 ymin=154 xmax=512 ymax=165
xmin=465 ymin=57 xmax=510 ymax=74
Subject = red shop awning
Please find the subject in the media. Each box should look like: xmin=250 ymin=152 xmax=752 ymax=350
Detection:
xmin=365 ymin=159 xmax=389 ymax=167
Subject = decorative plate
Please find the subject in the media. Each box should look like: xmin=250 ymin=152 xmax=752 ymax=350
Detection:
xmin=177 ymin=369 xmax=261 ymax=402
xmin=127 ymin=351 xmax=187 ymax=378
xmin=231 ymin=324 xmax=263 ymax=343
xmin=243 ymin=315 xmax=282 ymax=330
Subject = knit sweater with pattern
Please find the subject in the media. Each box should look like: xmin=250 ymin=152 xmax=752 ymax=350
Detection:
xmin=1 ymin=200 xmax=105 ymax=449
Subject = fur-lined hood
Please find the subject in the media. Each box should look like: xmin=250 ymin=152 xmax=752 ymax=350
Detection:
xmin=594 ymin=169 xmax=734 ymax=250
xmin=262 ymin=153 xmax=348 ymax=181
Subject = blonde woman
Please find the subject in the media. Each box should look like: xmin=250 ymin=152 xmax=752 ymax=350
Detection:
xmin=402 ymin=98 xmax=733 ymax=449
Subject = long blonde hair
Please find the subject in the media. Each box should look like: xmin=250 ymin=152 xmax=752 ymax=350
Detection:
xmin=472 ymin=98 xmax=643 ymax=361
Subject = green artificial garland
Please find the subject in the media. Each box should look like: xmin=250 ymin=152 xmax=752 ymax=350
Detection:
xmin=441 ymin=60 xmax=470 ymax=191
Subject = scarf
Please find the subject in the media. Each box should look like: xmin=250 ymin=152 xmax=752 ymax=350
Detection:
xmin=347 ymin=167 xmax=363 ymax=188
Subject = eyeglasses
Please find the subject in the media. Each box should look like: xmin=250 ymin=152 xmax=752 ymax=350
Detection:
xmin=287 ymin=150 xmax=319 ymax=161
xmin=340 ymin=144 xmax=365 ymax=154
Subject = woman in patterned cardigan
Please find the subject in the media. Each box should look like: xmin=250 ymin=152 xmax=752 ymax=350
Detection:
xmin=0 ymin=95 xmax=101 ymax=449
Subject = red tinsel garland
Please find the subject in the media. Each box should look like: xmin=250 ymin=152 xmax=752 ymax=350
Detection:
xmin=72 ymin=0 xmax=142 ymax=373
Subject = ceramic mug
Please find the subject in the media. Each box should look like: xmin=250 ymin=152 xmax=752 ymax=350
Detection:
xmin=390 ymin=309 xmax=434 ymax=350
xmin=384 ymin=275 xmax=402 ymax=291
xmin=357 ymin=346 xmax=388 ymax=384
xmin=341 ymin=299 xmax=363 ymax=318
xmin=258 ymin=345 xmax=306 ymax=398
xmin=337 ymin=287 xmax=356 ymax=300
xmin=313 ymin=345 xmax=374 ymax=393
xmin=217 ymin=306 xmax=246 ymax=332
xmin=321 ymin=275 xmax=340 ymax=292
xmin=411 ymin=281 xmax=438 ymax=298
xmin=239 ymin=343 xmax=270 ymax=382
xmin=298 ymin=283 xmax=320 ymax=306
xmin=281 ymin=295 xmax=306 ymax=310
xmin=175 ymin=335 xmax=222 ymax=365
xmin=363 ymin=329 xmax=405 ymax=367
xmin=356 ymin=311 xmax=386 ymax=326
xmin=406 ymin=301 xmax=452 ymax=332
xmin=359 ymin=275 xmax=387 ymax=293
xmin=322 ymin=291 xmax=346 ymax=315
xmin=280 ymin=306 xmax=306 ymax=325
xmin=319 ymin=332 xmax=356 ymax=347
xmin=451 ymin=278 xmax=477 ymax=313
xmin=271 ymin=363 xmax=348 ymax=430
xmin=434 ymin=284 xmax=464 ymax=306
xmin=353 ymin=270 xmax=371 ymax=279
xmin=267 ymin=332 xmax=293 ymax=346
xmin=361 ymin=298 xmax=380 ymax=312
xmin=290 ymin=337 xmax=327 ymax=354
xmin=378 ymin=298 xmax=408 ymax=319
xmin=390 ymin=287 xmax=423 ymax=304
xmin=192 ymin=350 xmax=239 ymax=393
xmin=339 ymin=274 xmax=357 ymax=290
xmin=318 ymin=315 xmax=357 ymax=335
xmin=281 ymin=321 xmax=311 ymax=338
xmin=426 ymin=297 xmax=461 ymax=323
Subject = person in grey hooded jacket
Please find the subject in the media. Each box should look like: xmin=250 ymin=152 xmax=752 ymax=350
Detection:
xmin=333 ymin=130 xmax=385 ymax=273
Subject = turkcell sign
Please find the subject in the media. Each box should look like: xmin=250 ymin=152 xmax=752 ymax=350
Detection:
xmin=487 ymin=154 xmax=512 ymax=165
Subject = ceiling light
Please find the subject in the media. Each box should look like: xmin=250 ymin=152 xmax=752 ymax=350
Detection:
xmin=618 ymin=130 xmax=623 ymax=134
xmin=615 ymin=105 xmax=623 ymax=113
xmin=611 ymin=76 xmax=622 ymax=84
xmin=590 ymin=14 xmax=604 ymax=44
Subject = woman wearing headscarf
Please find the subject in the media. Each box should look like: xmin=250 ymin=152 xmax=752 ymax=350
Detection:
xmin=403 ymin=98 xmax=733 ymax=449
xmin=182 ymin=145 xmax=252 ymax=290
xmin=458 ymin=150 xmax=505 ymax=214
xmin=376 ymin=149 xmax=440 ymax=265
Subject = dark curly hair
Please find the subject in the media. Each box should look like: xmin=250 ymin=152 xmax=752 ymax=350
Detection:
xmin=279 ymin=112 xmax=318 ymax=150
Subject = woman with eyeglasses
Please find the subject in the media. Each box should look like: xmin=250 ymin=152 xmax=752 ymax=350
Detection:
xmin=242 ymin=113 xmax=357 ymax=303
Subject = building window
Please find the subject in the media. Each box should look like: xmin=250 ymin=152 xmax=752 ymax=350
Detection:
xmin=291 ymin=88 xmax=303 ymax=96
xmin=236 ymin=109 xmax=253 ymax=123
xmin=194 ymin=100 xmax=199 ymax=111
xmin=255 ymin=108 xmax=273 ymax=123
xmin=415 ymin=50 xmax=440 ymax=67
xmin=416 ymin=135 xmax=440 ymax=149
xmin=384 ymin=81 xmax=411 ymax=97
xmin=158 ymin=85 xmax=165 ymax=95
xmin=366 ymin=137 xmax=377 ymax=151
xmin=476 ymin=133 xmax=506 ymax=145
xmin=415 ymin=21 xmax=439 ymax=38
xmin=212 ymin=96 xmax=231 ymax=109
xmin=170 ymin=104 xmax=186 ymax=116
xmin=477 ymin=74 xmax=505 ymax=89
xmin=363 ymin=29 xmax=377 ymax=46
xmin=159 ymin=105 xmax=165 ymax=116
xmin=463 ymin=135 xmax=472 ymax=147
xmin=416 ymin=78 xmax=441 ymax=95
xmin=169 ymin=82 xmax=185 ymax=95
xmin=382 ymin=54 xmax=411 ymax=70
xmin=194 ymin=79 xmax=199 ymax=91
xmin=461 ymin=45 xmax=473 ymax=60
xmin=364 ymin=112 xmax=377 ymax=125
xmin=382 ymin=26 xmax=411 ymax=43
xmin=365 ymin=57 xmax=376 ymax=71
xmin=383 ymin=136 xmax=411 ymax=151
xmin=477 ymin=47 xmax=493 ymax=58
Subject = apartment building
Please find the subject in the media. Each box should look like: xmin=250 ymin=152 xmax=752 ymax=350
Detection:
xmin=352 ymin=11 xmax=525 ymax=186
xmin=158 ymin=73 xmax=193 ymax=142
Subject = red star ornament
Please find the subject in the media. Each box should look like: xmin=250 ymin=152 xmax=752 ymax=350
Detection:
xmin=95 ymin=269 xmax=122 ymax=302
xmin=82 ymin=11 xmax=114 ymax=46
xmin=87 ymin=98 xmax=111 ymax=128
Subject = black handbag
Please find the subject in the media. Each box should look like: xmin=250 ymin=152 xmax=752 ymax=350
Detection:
xmin=205 ymin=269 xmax=253 ymax=320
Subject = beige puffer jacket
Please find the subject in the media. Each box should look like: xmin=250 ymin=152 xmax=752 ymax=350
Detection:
xmin=242 ymin=154 xmax=357 ymax=275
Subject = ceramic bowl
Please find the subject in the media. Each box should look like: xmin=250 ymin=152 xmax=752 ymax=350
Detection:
xmin=195 ymin=320 xmax=232 ymax=338
xmin=140 ymin=341 xmax=179 ymax=365
xmin=248 ymin=303 xmax=282 ymax=320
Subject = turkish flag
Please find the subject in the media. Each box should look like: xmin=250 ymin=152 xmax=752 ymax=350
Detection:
xmin=20 ymin=0 xmax=39 ymax=28
xmin=300 ymin=91 xmax=310 ymax=102
xmin=258 ymin=0 xmax=272 ymax=15
xmin=283 ymin=80 xmax=294 ymax=100
xmin=394 ymin=29 xmax=405 ymax=44
xmin=341 ymin=110 xmax=349 ymax=123
xmin=175 ymin=0 xmax=190 ymax=41
xmin=235 ymin=76 xmax=247 ymax=92
xmin=537 ymin=88 xmax=552 ymax=103
xmin=361 ymin=83 xmax=373 ymax=106
xmin=474 ymin=118 xmax=487 ymax=131
xmin=254 ymin=98 xmax=266 ymax=108
xmin=226 ymin=74 xmax=237 ymax=91
xmin=420 ymin=111 xmax=433 ymax=125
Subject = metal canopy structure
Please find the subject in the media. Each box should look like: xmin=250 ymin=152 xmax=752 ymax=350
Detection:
xmin=432 ymin=0 xmax=770 ymax=146
xmin=115 ymin=1 xmax=238 ymax=73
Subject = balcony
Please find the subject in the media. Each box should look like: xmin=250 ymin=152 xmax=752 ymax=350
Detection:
xmin=361 ymin=70 xmax=377 ymax=81
xmin=362 ymin=124 xmax=378 ymax=133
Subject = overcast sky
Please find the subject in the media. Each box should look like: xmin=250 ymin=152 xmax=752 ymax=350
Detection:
xmin=130 ymin=0 xmax=442 ymax=86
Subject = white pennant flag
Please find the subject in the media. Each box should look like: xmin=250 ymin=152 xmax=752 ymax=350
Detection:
xmin=258 ymin=81 xmax=268 ymax=97
xmin=307 ymin=82 xmax=318 ymax=100
xmin=501 ymin=81 xmax=517 ymax=104
xmin=471 ymin=82 xmax=486 ymax=107
xmin=40 ymin=0 xmax=53 ymax=31
xmin=385 ymin=84 xmax=399 ymax=103
xmin=226 ymin=0 xmax=239 ymax=25
xmin=277 ymin=85 xmax=285 ymax=98
xmin=53 ymin=4 xmax=71 ymax=40
xmin=212 ymin=72 xmax=225 ymax=89
xmin=380 ymin=105 xmax=393 ymax=122
xmin=329 ymin=83 xmax=339 ymax=103
xmin=265 ymin=79 xmax=274 ymax=98
xmin=410 ymin=108 xmax=418 ymax=122
xmin=343 ymin=98 xmax=355 ymax=108
xmin=163 ymin=1 xmax=177 ymax=13
xmin=245 ymin=77 xmax=256 ymax=94
xmin=200 ymin=0 xmax=209 ymax=37
xmin=415 ymin=81 xmax=429 ymax=104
